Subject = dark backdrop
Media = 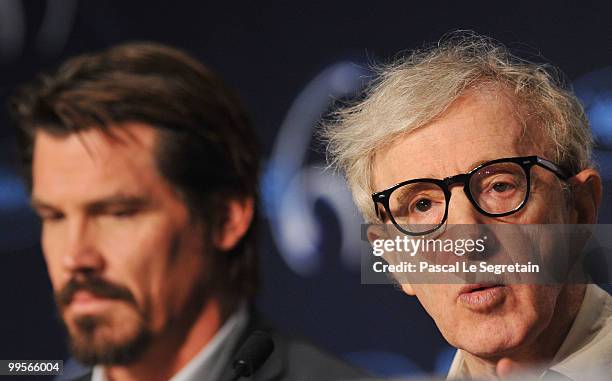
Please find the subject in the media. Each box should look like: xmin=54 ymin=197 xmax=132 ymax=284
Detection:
xmin=1 ymin=1 xmax=612 ymax=379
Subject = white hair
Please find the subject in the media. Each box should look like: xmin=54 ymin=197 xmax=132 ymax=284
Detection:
xmin=323 ymin=33 xmax=593 ymax=222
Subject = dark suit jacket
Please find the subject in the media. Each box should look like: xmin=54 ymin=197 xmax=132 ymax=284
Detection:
xmin=61 ymin=313 xmax=368 ymax=381
xmin=221 ymin=330 xmax=368 ymax=381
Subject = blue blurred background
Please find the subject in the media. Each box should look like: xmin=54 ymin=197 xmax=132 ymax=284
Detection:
xmin=1 ymin=1 xmax=612 ymax=379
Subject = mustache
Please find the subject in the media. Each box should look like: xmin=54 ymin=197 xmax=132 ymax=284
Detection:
xmin=56 ymin=276 xmax=136 ymax=308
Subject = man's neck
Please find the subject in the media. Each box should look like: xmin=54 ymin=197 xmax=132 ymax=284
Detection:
xmin=104 ymin=298 xmax=223 ymax=381
xmin=462 ymin=284 xmax=587 ymax=379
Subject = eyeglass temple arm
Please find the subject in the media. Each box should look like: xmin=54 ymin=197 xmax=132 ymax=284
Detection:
xmin=536 ymin=157 xmax=571 ymax=180
xmin=372 ymin=193 xmax=386 ymax=219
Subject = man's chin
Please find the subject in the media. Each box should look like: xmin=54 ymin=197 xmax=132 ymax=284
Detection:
xmin=459 ymin=340 xmax=522 ymax=360
xmin=451 ymin=327 xmax=531 ymax=360
xmin=64 ymin=311 xmax=152 ymax=366
xmin=443 ymin=314 xmax=534 ymax=359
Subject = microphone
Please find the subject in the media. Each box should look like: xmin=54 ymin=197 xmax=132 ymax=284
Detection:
xmin=228 ymin=330 xmax=274 ymax=381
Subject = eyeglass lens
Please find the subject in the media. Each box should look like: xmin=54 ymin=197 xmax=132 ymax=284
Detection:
xmin=387 ymin=161 xmax=528 ymax=233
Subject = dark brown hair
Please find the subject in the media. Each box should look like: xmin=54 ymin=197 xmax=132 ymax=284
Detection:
xmin=9 ymin=42 xmax=260 ymax=316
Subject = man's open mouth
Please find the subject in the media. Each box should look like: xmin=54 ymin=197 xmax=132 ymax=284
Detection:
xmin=457 ymin=284 xmax=506 ymax=309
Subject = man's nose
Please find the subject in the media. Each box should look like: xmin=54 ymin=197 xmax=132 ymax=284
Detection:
xmin=63 ymin=217 xmax=105 ymax=275
xmin=445 ymin=186 xmax=486 ymax=225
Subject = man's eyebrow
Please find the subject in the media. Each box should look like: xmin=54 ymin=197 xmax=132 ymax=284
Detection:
xmin=30 ymin=194 xmax=152 ymax=212
xmin=417 ymin=159 xmax=495 ymax=180
xmin=465 ymin=158 xmax=492 ymax=172
xmin=30 ymin=198 xmax=56 ymax=211
xmin=85 ymin=195 xmax=151 ymax=212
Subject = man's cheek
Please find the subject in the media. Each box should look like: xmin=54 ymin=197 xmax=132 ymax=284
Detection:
xmin=414 ymin=288 xmax=440 ymax=314
xmin=41 ymin=251 xmax=63 ymax=289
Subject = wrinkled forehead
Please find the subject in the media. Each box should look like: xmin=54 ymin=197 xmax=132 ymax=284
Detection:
xmin=371 ymin=88 xmax=551 ymax=191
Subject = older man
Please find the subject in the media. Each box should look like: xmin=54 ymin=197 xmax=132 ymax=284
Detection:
xmin=10 ymin=42 xmax=364 ymax=381
xmin=326 ymin=35 xmax=612 ymax=380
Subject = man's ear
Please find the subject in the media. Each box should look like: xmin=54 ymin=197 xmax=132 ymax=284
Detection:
xmin=366 ymin=224 xmax=386 ymax=244
xmin=366 ymin=224 xmax=416 ymax=296
xmin=569 ymin=169 xmax=602 ymax=224
xmin=215 ymin=197 xmax=254 ymax=251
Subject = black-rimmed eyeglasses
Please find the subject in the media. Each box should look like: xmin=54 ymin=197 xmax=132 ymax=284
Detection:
xmin=371 ymin=156 xmax=571 ymax=236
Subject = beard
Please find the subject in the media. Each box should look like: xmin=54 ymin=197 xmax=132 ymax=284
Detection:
xmin=56 ymin=268 xmax=211 ymax=367
xmin=56 ymin=276 xmax=153 ymax=366
xmin=67 ymin=313 xmax=152 ymax=366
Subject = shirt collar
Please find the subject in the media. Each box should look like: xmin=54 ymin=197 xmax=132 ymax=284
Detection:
xmin=548 ymin=284 xmax=612 ymax=379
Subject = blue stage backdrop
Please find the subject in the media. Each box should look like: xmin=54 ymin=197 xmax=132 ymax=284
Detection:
xmin=1 ymin=2 xmax=612 ymax=379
